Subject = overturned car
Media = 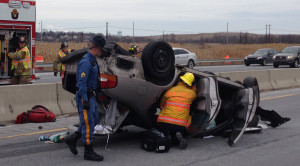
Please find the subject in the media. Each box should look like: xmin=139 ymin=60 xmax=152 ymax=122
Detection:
xmin=61 ymin=41 xmax=260 ymax=147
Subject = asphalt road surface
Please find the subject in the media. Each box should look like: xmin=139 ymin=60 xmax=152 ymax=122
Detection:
xmin=33 ymin=64 xmax=294 ymax=84
xmin=0 ymin=88 xmax=299 ymax=166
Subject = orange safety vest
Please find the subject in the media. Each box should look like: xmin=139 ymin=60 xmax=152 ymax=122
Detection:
xmin=12 ymin=46 xmax=31 ymax=70
xmin=57 ymin=50 xmax=67 ymax=71
xmin=157 ymin=82 xmax=197 ymax=129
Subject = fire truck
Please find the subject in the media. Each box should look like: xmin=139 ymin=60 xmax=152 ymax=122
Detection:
xmin=0 ymin=0 xmax=36 ymax=84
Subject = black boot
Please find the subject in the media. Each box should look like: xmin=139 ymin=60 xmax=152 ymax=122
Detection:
xmin=176 ymin=132 xmax=187 ymax=150
xmin=84 ymin=144 xmax=104 ymax=161
xmin=65 ymin=131 xmax=81 ymax=155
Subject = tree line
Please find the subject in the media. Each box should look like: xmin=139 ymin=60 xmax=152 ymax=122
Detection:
xmin=36 ymin=31 xmax=300 ymax=44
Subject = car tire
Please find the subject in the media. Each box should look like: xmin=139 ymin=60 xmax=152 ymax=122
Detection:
xmin=245 ymin=62 xmax=250 ymax=66
xmin=142 ymin=41 xmax=175 ymax=85
xmin=273 ymin=63 xmax=279 ymax=68
xmin=261 ymin=59 xmax=267 ymax=66
xmin=243 ymin=77 xmax=260 ymax=107
xmin=187 ymin=60 xmax=194 ymax=68
xmin=61 ymin=48 xmax=88 ymax=64
xmin=291 ymin=59 xmax=299 ymax=68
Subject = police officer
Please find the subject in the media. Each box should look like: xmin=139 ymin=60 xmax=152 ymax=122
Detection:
xmin=8 ymin=37 xmax=31 ymax=84
xmin=65 ymin=36 xmax=106 ymax=161
xmin=53 ymin=42 xmax=69 ymax=76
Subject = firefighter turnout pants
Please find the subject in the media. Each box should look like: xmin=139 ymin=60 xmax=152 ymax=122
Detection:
xmin=75 ymin=95 xmax=99 ymax=145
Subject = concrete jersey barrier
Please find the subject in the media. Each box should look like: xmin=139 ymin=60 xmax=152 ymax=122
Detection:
xmin=56 ymin=83 xmax=77 ymax=115
xmin=1 ymin=68 xmax=300 ymax=123
xmin=0 ymin=83 xmax=61 ymax=123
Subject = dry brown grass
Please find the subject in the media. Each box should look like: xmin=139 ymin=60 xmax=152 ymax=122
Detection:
xmin=36 ymin=42 xmax=299 ymax=62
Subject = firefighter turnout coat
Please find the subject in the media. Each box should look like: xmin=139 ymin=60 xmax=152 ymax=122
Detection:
xmin=157 ymin=82 xmax=197 ymax=129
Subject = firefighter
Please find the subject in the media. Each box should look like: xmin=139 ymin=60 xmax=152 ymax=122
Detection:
xmin=8 ymin=37 xmax=31 ymax=84
xmin=156 ymin=72 xmax=197 ymax=149
xmin=64 ymin=36 xmax=106 ymax=161
xmin=128 ymin=45 xmax=140 ymax=57
xmin=53 ymin=42 xmax=70 ymax=76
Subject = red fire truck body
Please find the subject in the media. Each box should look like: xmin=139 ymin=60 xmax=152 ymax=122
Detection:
xmin=0 ymin=0 xmax=36 ymax=83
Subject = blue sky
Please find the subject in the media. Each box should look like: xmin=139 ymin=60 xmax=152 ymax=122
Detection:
xmin=36 ymin=0 xmax=300 ymax=36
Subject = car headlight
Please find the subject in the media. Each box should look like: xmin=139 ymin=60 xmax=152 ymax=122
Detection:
xmin=257 ymin=57 xmax=262 ymax=59
xmin=287 ymin=55 xmax=294 ymax=59
xmin=273 ymin=56 xmax=276 ymax=60
xmin=244 ymin=57 xmax=248 ymax=60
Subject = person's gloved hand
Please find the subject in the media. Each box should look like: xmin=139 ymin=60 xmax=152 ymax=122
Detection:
xmin=83 ymin=101 xmax=90 ymax=110
xmin=54 ymin=72 xmax=58 ymax=76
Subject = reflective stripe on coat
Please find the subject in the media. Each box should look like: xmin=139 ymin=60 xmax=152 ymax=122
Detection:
xmin=12 ymin=46 xmax=31 ymax=70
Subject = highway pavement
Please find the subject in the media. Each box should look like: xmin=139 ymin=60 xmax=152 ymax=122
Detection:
xmin=32 ymin=64 xmax=296 ymax=84
xmin=0 ymin=88 xmax=299 ymax=166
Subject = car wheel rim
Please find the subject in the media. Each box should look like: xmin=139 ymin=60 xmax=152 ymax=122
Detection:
xmin=152 ymin=47 xmax=171 ymax=73
xmin=188 ymin=61 xmax=193 ymax=68
xmin=296 ymin=61 xmax=298 ymax=67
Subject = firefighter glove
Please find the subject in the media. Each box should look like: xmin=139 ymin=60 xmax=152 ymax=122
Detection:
xmin=83 ymin=101 xmax=90 ymax=110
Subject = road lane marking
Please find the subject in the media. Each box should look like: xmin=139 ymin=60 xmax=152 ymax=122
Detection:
xmin=0 ymin=128 xmax=68 ymax=140
xmin=261 ymin=93 xmax=300 ymax=101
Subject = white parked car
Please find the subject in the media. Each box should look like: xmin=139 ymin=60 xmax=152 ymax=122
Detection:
xmin=173 ymin=48 xmax=197 ymax=68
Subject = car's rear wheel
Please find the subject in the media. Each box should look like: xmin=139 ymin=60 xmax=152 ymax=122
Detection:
xmin=142 ymin=41 xmax=175 ymax=85
xmin=61 ymin=48 xmax=88 ymax=64
xmin=273 ymin=63 xmax=279 ymax=68
xmin=187 ymin=60 xmax=194 ymax=68
xmin=261 ymin=59 xmax=267 ymax=66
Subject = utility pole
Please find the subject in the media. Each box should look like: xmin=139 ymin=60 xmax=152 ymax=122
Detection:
xmin=40 ymin=20 xmax=43 ymax=42
xmin=266 ymin=25 xmax=268 ymax=43
xmin=268 ymin=24 xmax=271 ymax=43
xmin=133 ymin=22 xmax=135 ymax=43
xmin=106 ymin=22 xmax=108 ymax=40
xmin=226 ymin=22 xmax=229 ymax=44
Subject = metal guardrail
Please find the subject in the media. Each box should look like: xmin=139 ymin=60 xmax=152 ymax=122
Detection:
xmin=197 ymin=58 xmax=244 ymax=63
xmin=35 ymin=62 xmax=53 ymax=68
xmin=35 ymin=59 xmax=245 ymax=68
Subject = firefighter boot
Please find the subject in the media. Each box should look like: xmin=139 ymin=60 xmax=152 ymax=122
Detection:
xmin=84 ymin=144 xmax=104 ymax=161
xmin=65 ymin=131 xmax=81 ymax=155
xmin=176 ymin=132 xmax=187 ymax=150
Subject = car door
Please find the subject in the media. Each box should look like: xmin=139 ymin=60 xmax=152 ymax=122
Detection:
xmin=175 ymin=49 xmax=188 ymax=65
xmin=267 ymin=50 xmax=273 ymax=62
xmin=228 ymin=87 xmax=258 ymax=146
xmin=174 ymin=49 xmax=181 ymax=65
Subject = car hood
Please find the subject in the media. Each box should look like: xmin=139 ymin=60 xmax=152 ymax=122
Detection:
xmin=275 ymin=53 xmax=296 ymax=57
xmin=246 ymin=54 xmax=266 ymax=58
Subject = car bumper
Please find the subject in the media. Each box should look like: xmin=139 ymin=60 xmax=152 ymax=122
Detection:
xmin=273 ymin=59 xmax=295 ymax=65
xmin=244 ymin=59 xmax=264 ymax=64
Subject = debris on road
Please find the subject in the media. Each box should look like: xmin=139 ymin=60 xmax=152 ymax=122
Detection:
xmin=39 ymin=131 xmax=69 ymax=143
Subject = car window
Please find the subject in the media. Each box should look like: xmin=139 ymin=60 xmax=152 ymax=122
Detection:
xmin=180 ymin=50 xmax=189 ymax=54
xmin=253 ymin=50 xmax=268 ymax=55
xmin=282 ymin=47 xmax=299 ymax=54
xmin=174 ymin=49 xmax=189 ymax=55
xmin=174 ymin=50 xmax=180 ymax=55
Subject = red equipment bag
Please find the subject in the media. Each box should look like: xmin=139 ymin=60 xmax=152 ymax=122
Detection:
xmin=15 ymin=105 xmax=56 ymax=124
xmin=27 ymin=105 xmax=56 ymax=123
xmin=15 ymin=112 xmax=27 ymax=124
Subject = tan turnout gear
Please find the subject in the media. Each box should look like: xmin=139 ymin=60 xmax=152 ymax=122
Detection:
xmin=157 ymin=82 xmax=197 ymax=129
xmin=8 ymin=45 xmax=31 ymax=84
